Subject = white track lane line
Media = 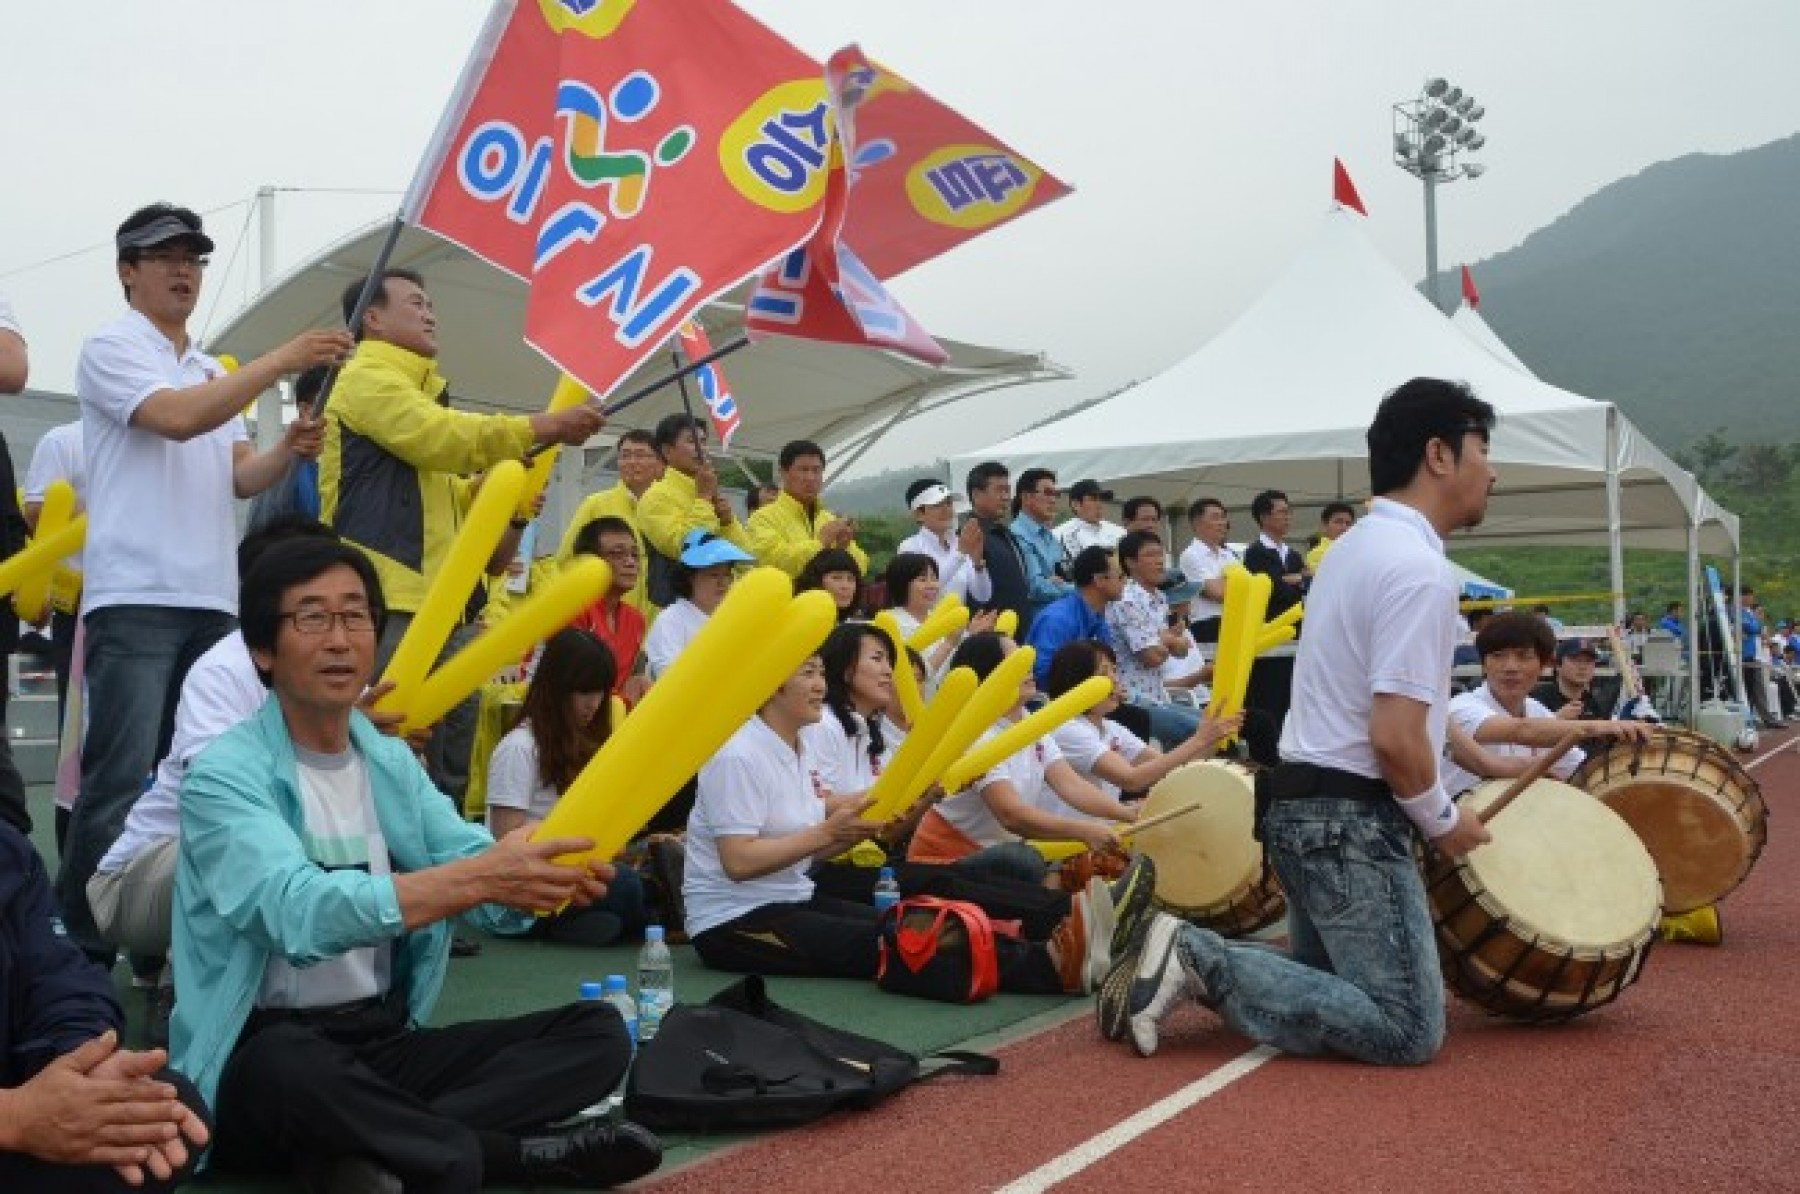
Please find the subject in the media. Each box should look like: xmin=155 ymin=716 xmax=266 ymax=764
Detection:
xmin=993 ymin=1045 xmax=1278 ymax=1194
xmin=1744 ymin=735 xmax=1797 ymax=772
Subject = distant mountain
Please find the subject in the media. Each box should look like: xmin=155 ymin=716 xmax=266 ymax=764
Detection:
xmin=1434 ymin=133 xmax=1800 ymax=449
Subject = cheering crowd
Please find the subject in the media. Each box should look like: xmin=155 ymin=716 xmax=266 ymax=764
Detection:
xmin=0 ymin=203 xmax=1671 ymax=1192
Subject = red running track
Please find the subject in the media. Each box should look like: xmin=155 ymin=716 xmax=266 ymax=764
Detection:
xmin=646 ymin=734 xmax=1799 ymax=1194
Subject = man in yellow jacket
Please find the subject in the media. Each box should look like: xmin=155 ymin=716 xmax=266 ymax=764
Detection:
xmin=557 ymin=428 xmax=663 ymax=621
xmin=636 ymin=414 xmax=751 ymax=586
xmin=745 ymin=439 xmax=868 ymax=579
xmin=319 ymin=267 xmax=603 ymax=804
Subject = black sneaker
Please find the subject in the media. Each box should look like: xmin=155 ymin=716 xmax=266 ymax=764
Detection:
xmin=143 ymin=984 xmax=174 ymax=1051
xmin=1107 ymin=854 xmax=1158 ymax=960
xmin=518 ymin=1118 xmax=662 ymax=1187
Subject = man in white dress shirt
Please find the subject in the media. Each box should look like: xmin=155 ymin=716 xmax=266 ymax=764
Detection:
xmin=1055 ymin=479 xmax=1124 ymax=559
xmin=1106 ymin=377 xmax=1498 ymax=1067
xmin=1177 ymin=497 xmax=1236 ymax=654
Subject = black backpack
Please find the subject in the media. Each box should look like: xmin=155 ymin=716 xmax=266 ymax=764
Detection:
xmin=623 ymin=975 xmax=996 ymax=1131
xmin=645 ymin=546 xmax=681 ymax=608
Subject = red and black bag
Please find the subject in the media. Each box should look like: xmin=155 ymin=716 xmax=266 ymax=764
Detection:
xmin=876 ymin=896 xmax=1001 ymax=1003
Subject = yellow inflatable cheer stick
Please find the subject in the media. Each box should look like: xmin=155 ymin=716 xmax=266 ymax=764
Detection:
xmin=907 ymin=602 xmax=969 ymax=653
xmin=863 ymin=666 xmax=977 ymax=822
xmin=535 ymin=574 xmax=835 ymax=868
xmin=993 ymin=609 xmax=1019 ymax=639
xmin=376 ymin=460 xmax=527 ymax=715
xmin=1220 ymin=572 xmax=1272 ymax=718
xmin=912 ymin=644 xmax=1037 ymax=797
xmin=1267 ymin=601 xmax=1303 ymax=632
xmin=940 ymin=675 xmax=1113 ymax=794
xmin=0 ymin=514 xmax=86 ymax=600
xmin=517 ymin=374 xmax=593 ymax=518
xmin=1204 ymin=567 xmax=1253 ymax=720
xmin=49 ymin=565 xmax=82 ymax=616
xmin=14 ymin=480 xmax=77 ymax=622
xmin=871 ymin=611 xmax=924 ymax=725
xmin=939 ymin=590 xmax=965 ymax=611
xmin=1254 ymin=623 xmax=1297 ymax=656
xmin=399 ymin=558 xmax=611 ymax=734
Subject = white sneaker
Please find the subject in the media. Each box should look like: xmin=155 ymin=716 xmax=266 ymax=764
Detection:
xmin=1083 ymin=876 xmax=1116 ymax=992
xmin=1127 ymin=914 xmax=1203 ymax=1057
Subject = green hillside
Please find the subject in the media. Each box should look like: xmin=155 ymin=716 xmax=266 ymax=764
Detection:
xmin=1435 ymin=133 xmax=1800 ymax=450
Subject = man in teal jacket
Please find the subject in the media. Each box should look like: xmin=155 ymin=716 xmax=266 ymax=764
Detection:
xmin=169 ymin=537 xmax=660 ymax=1193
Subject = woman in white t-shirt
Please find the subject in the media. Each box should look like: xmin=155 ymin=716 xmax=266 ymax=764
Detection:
xmin=1443 ymin=612 xmax=1648 ymax=796
xmin=485 ymin=628 xmax=646 ymax=946
xmin=882 ymin=553 xmax=996 ymax=680
xmin=1044 ymin=640 xmax=1239 ymax=814
xmin=908 ymin=633 xmax=1136 ymax=886
xmin=685 ymin=651 xmax=1106 ymax=993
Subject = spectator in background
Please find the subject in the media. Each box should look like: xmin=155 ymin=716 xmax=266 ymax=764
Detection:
xmin=638 ymin=413 xmax=751 ymax=592
xmin=61 ymin=202 xmax=351 ymax=967
xmin=744 ymin=482 xmax=781 ymax=518
xmin=795 ymin=547 xmax=866 ymax=623
xmin=896 ymin=479 xmax=990 ymax=608
xmin=22 ymin=419 xmax=84 ymax=716
xmin=1056 ymin=479 xmax=1123 ymax=558
xmin=564 ymin=516 xmax=650 ymax=703
xmin=1532 ymin=638 xmax=1613 ymax=723
xmin=1009 ymin=467 xmax=1074 ymax=623
xmin=643 ymin=530 xmax=754 ymax=680
xmin=1106 ymin=531 xmax=1202 ymax=746
xmin=558 ymin=428 xmax=664 ymax=621
xmin=0 ymin=289 xmax=25 ymax=392
xmin=1121 ymin=496 xmax=1164 ymax=537
xmin=746 ymin=440 xmax=867 ymax=579
xmin=1658 ymin=600 xmax=1686 ymax=640
xmin=964 ymin=462 xmax=1032 ymax=634
xmin=1241 ymin=489 xmax=1308 ymax=734
xmin=882 ymin=553 xmax=995 ymax=679
xmin=1024 ymin=546 xmax=1122 ymax=689
xmin=1736 ymin=587 xmax=1783 ymax=729
xmin=1177 ymin=497 xmax=1235 ymax=654
xmin=1532 ymin=602 xmax=1565 ymax=633
xmin=0 ymin=427 xmax=29 ymax=839
xmin=1304 ymin=501 xmax=1356 ymax=571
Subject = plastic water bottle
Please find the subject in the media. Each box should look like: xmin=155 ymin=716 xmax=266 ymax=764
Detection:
xmin=637 ymin=925 xmax=674 ymax=1042
xmin=872 ymin=866 xmax=902 ymax=916
xmin=603 ymin=974 xmax=639 ymax=1048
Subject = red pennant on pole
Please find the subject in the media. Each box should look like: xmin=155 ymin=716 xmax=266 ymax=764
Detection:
xmin=1332 ymin=158 xmax=1367 ymax=216
xmin=1460 ymin=264 xmax=1481 ymax=309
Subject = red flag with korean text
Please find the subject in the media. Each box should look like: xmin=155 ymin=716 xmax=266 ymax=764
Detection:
xmin=403 ymin=0 xmax=834 ymax=401
xmin=675 ymin=320 xmax=741 ymax=446
xmin=743 ymin=46 xmax=956 ymax=366
xmin=830 ymin=47 xmax=1072 ymax=280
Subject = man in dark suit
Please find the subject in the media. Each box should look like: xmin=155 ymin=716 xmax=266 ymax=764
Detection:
xmin=1241 ymin=489 xmax=1308 ymax=736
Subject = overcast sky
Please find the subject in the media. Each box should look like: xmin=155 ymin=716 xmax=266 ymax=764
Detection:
xmin=4 ymin=1 xmax=1797 ymax=476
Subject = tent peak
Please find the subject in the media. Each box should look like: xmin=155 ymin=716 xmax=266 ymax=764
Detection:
xmin=1461 ymin=263 xmax=1480 ymax=309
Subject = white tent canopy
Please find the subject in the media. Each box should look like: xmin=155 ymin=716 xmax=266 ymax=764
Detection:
xmin=209 ymin=220 xmax=1069 ymax=468
xmin=953 ymin=209 xmax=1735 ymax=556
xmin=1451 ymin=303 xmax=1535 ymax=377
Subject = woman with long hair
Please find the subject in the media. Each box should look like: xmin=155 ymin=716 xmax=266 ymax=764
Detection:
xmin=486 ymin=628 xmax=647 ymax=946
xmin=1043 ymin=640 xmax=1239 ymax=807
xmin=683 ymin=651 xmax=1108 ymax=992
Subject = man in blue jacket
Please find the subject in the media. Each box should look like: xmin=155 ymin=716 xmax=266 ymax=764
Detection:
xmin=169 ymin=537 xmax=660 ymax=1193
xmin=0 ymin=824 xmax=209 ymax=1190
xmin=1024 ymin=546 xmax=1121 ymax=689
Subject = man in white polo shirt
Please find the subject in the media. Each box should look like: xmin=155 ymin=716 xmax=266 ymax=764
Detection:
xmin=1104 ymin=377 xmax=1497 ymax=1066
xmin=57 ymin=202 xmax=355 ymax=967
xmin=1177 ymin=497 xmax=1235 ymax=654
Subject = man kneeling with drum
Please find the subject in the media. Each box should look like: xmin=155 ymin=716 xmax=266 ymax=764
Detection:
xmin=1443 ymin=611 xmax=1654 ymax=796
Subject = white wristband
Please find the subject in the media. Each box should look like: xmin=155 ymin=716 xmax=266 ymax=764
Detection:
xmin=1395 ymin=782 xmax=1460 ymax=840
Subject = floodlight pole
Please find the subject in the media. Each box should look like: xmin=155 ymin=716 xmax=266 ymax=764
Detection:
xmin=1392 ymin=78 xmax=1486 ymax=314
xmin=1422 ymin=174 xmax=1441 ymax=311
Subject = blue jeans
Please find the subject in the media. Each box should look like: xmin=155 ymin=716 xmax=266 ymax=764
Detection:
xmin=952 ymin=840 xmax=1049 ymax=888
xmin=60 ymin=605 xmax=236 ymax=960
xmin=1174 ymin=795 xmax=1445 ymax=1066
xmin=1135 ymin=699 xmax=1201 ymax=747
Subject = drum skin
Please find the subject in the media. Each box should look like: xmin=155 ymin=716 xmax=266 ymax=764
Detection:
xmin=1572 ymin=727 xmax=1768 ymax=914
xmin=1136 ymin=761 xmax=1285 ymax=937
xmin=1424 ymin=779 xmax=1661 ymax=1022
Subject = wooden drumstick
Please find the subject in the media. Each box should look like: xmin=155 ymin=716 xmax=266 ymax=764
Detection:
xmin=1479 ymin=729 xmax=1587 ymax=823
xmin=1119 ymin=800 xmax=1205 ymax=840
xmin=1031 ymin=800 xmax=1206 ymax=861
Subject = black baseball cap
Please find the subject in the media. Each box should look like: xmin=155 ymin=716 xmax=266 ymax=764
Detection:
xmin=1556 ymin=638 xmax=1599 ymax=661
xmin=1069 ymin=479 xmax=1114 ymax=503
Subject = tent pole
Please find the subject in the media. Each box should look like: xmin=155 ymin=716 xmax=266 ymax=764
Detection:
xmin=1604 ymin=407 xmax=1625 ymax=627
xmin=1686 ymin=518 xmax=1700 ymax=726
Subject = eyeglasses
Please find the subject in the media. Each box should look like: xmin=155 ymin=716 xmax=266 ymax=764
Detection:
xmin=600 ymin=547 xmax=642 ymax=563
xmin=137 ymin=250 xmax=210 ymax=270
xmin=281 ymin=607 xmax=377 ymax=636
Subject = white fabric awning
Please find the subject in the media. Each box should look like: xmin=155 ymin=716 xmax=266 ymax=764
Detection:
xmin=208 ymin=219 xmax=1070 ymax=465
xmin=954 ymin=209 xmax=1734 ymax=555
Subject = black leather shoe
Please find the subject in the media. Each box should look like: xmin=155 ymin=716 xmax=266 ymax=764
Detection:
xmin=518 ymin=1119 xmax=662 ymax=1187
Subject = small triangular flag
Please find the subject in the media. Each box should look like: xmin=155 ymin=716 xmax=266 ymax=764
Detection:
xmin=1461 ymin=264 xmax=1480 ymax=309
xmin=1333 ymin=158 xmax=1367 ymax=216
